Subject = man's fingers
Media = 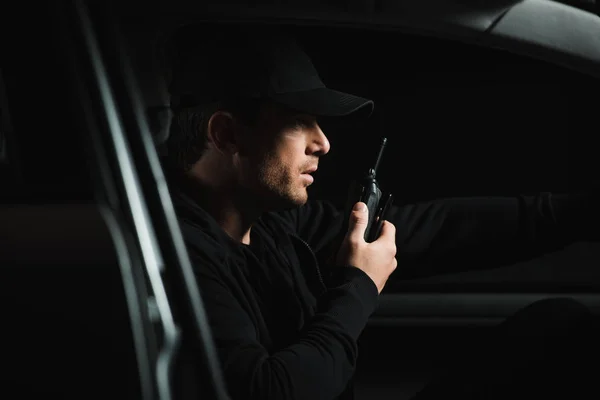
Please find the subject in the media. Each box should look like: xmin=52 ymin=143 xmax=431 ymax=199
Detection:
xmin=348 ymin=202 xmax=369 ymax=243
xmin=379 ymin=220 xmax=396 ymax=240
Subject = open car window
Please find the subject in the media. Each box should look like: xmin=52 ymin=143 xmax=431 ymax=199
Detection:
xmin=0 ymin=104 xmax=6 ymax=164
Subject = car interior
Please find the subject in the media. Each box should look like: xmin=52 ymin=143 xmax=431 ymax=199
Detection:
xmin=1 ymin=0 xmax=600 ymax=399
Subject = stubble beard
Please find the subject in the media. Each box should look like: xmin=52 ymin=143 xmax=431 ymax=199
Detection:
xmin=253 ymin=157 xmax=308 ymax=211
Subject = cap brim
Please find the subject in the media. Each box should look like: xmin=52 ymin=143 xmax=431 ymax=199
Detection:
xmin=269 ymin=87 xmax=374 ymax=118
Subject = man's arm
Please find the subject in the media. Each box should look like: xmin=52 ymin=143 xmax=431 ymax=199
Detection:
xmin=284 ymin=190 xmax=596 ymax=278
xmin=188 ymin=252 xmax=379 ymax=400
xmin=388 ymin=192 xmax=577 ymax=278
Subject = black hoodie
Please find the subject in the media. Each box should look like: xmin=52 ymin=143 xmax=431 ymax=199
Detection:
xmin=171 ymin=184 xmax=594 ymax=400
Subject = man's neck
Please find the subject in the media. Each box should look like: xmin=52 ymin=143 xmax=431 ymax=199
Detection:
xmin=182 ymin=168 xmax=259 ymax=245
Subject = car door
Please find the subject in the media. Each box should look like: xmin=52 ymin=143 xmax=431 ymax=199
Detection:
xmin=0 ymin=2 xmax=144 ymax=398
xmin=1 ymin=2 xmax=235 ymax=399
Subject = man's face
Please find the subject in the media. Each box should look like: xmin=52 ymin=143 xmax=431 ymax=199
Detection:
xmin=235 ymin=102 xmax=331 ymax=210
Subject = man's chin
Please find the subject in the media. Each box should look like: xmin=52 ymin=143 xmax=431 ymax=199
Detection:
xmin=289 ymin=189 xmax=309 ymax=207
xmin=267 ymin=191 xmax=308 ymax=211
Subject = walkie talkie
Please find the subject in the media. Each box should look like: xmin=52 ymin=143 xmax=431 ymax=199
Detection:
xmin=326 ymin=137 xmax=394 ymax=268
xmin=342 ymin=137 xmax=394 ymax=243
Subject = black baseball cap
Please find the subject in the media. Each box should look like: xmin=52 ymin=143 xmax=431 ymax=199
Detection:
xmin=168 ymin=28 xmax=374 ymax=118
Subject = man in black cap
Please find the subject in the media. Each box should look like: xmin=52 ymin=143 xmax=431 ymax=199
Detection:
xmin=163 ymin=27 xmax=600 ymax=400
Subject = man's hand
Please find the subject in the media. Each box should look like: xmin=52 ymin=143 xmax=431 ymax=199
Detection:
xmin=335 ymin=202 xmax=398 ymax=294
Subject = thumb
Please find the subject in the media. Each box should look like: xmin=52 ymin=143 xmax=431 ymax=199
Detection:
xmin=347 ymin=202 xmax=369 ymax=242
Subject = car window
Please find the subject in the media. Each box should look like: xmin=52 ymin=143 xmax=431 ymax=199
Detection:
xmin=292 ymin=25 xmax=600 ymax=293
xmin=0 ymin=35 xmax=94 ymax=204
xmin=291 ymin=25 xmax=594 ymax=201
xmin=0 ymin=68 xmax=14 ymax=186
xmin=0 ymin=110 xmax=6 ymax=164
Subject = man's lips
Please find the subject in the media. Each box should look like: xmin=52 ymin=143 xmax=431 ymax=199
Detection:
xmin=301 ymin=166 xmax=317 ymax=184
xmin=301 ymin=173 xmax=315 ymax=184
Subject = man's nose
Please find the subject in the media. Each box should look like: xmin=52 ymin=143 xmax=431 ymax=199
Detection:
xmin=308 ymin=124 xmax=330 ymax=156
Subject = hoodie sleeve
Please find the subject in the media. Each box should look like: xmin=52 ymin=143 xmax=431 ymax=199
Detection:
xmin=280 ymin=191 xmax=594 ymax=278
xmin=188 ymin=251 xmax=379 ymax=400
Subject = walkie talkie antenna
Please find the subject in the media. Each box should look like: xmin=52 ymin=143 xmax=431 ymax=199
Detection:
xmin=370 ymin=137 xmax=388 ymax=178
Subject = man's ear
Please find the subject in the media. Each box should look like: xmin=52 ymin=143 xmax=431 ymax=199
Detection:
xmin=206 ymin=111 xmax=239 ymax=154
